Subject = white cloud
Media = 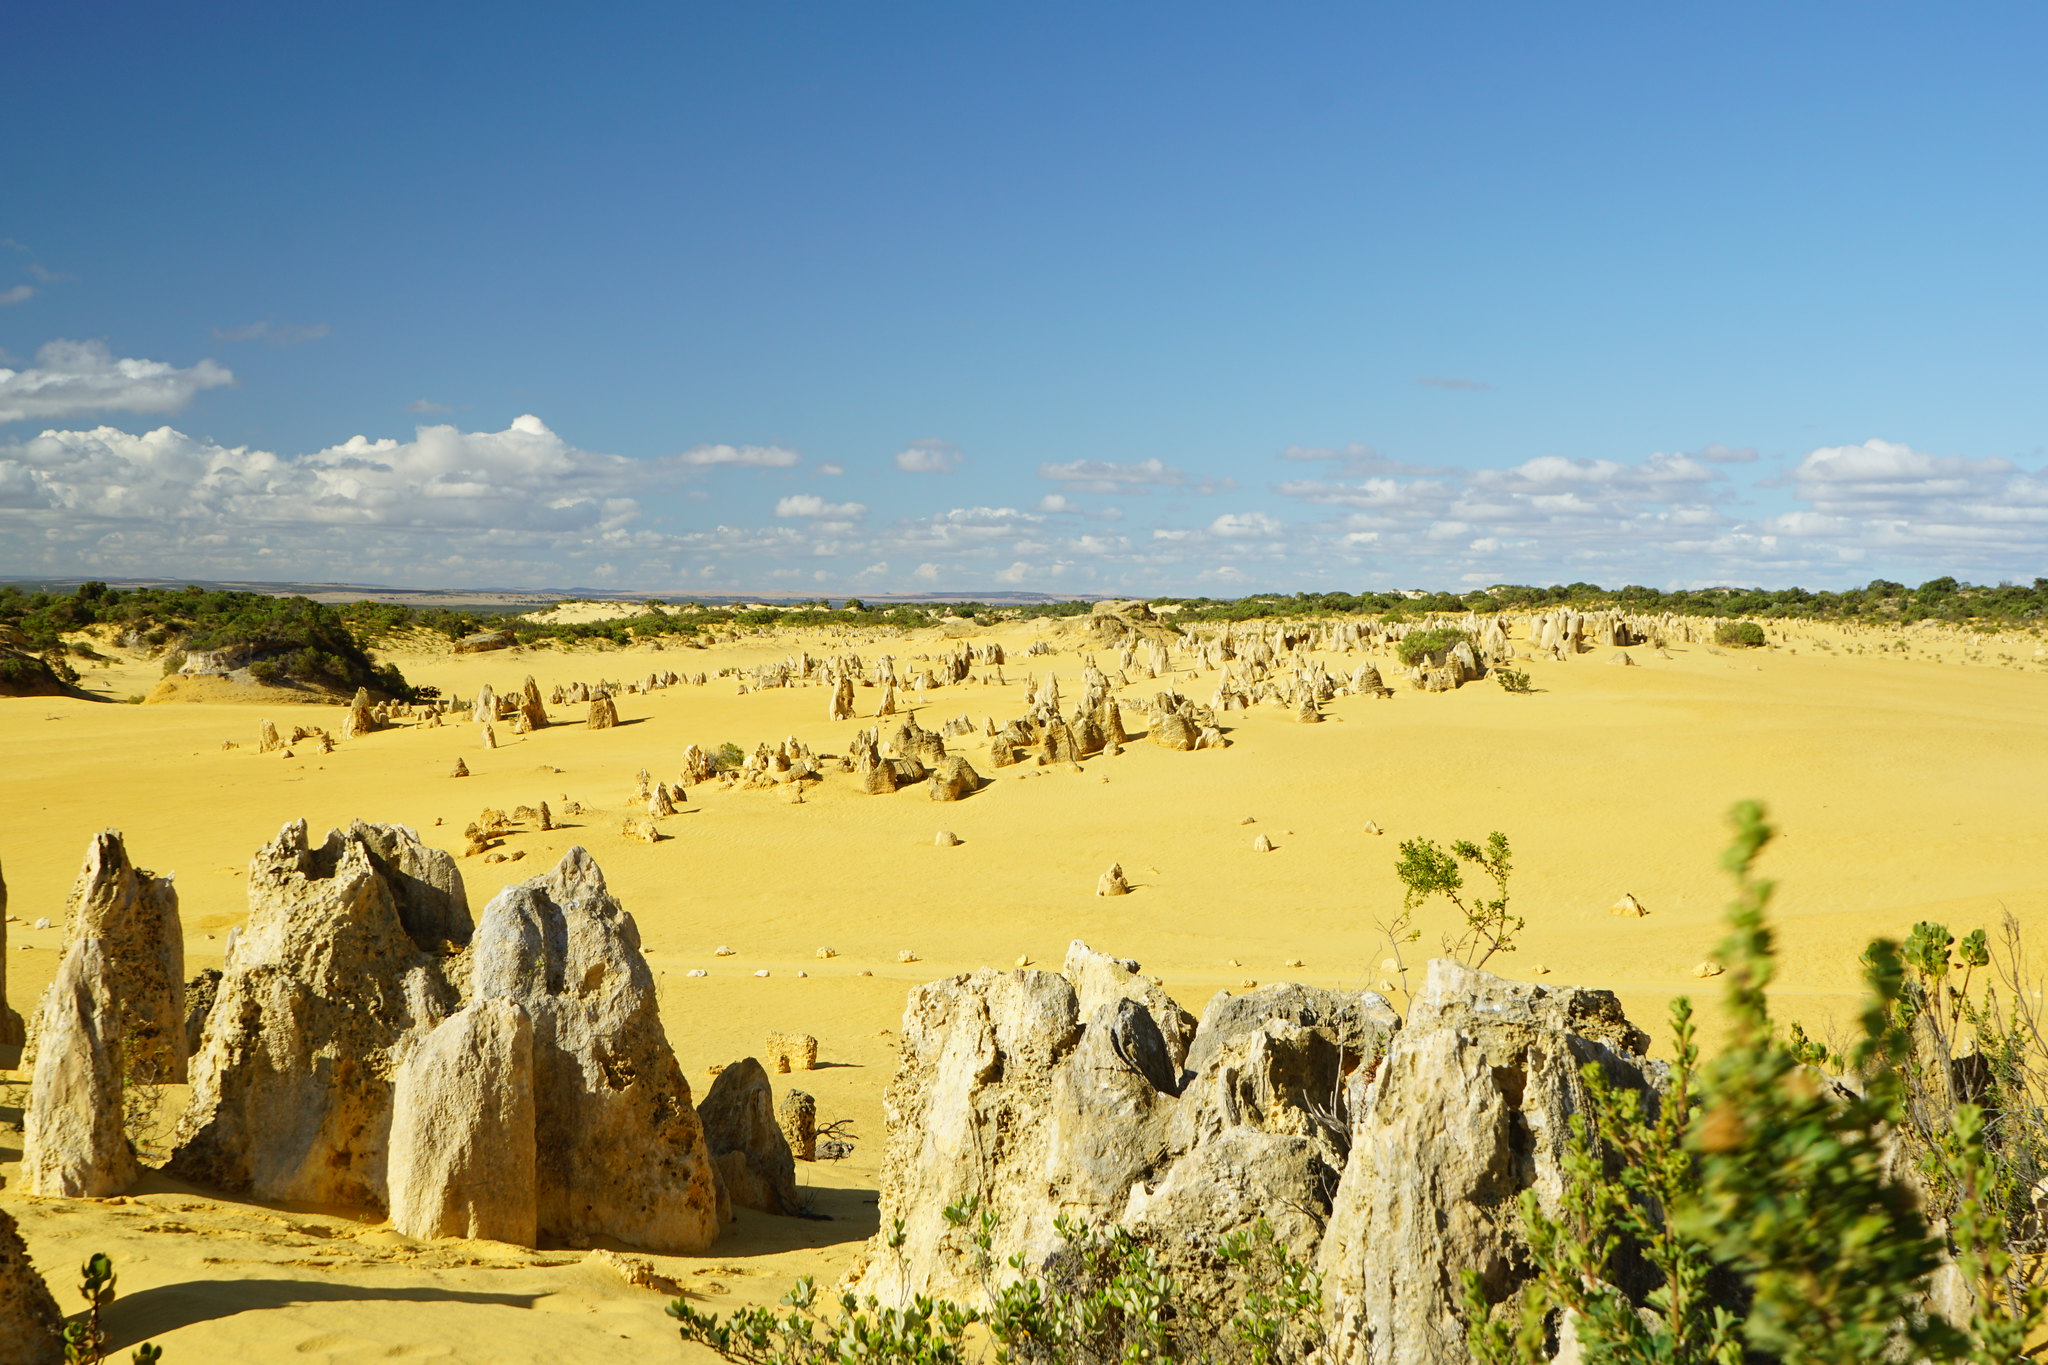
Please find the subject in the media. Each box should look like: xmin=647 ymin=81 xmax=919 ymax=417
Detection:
xmin=0 ymin=414 xmax=654 ymax=536
xmin=212 ymin=321 xmax=330 ymax=346
xmin=0 ymin=285 xmax=34 ymax=307
xmin=894 ymin=439 xmax=963 ymax=473
xmin=1038 ymin=493 xmax=1074 ymax=512
xmin=818 ymin=462 xmax=845 ymax=476
xmin=1209 ymin=512 xmax=1284 ymax=539
xmin=677 ymin=443 xmax=802 ymax=468
xmin=1037 ymin=457 xmax=1231 ymax=495
xmin=0 ymin=340 xmax=233 ymax=425
xmin=912 ymin=562 xmax=940 ymax=582
xmin=774 ymin=493 xmax=868 ymax=518
xmin=994 ymin=560 xmax=1035 ymax=584
xmin=407 ymin=399 xmax=452 ymax=414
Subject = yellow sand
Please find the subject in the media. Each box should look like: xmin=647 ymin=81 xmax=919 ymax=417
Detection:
xmin=2 ymin=615 xmax=2045 ymax=1361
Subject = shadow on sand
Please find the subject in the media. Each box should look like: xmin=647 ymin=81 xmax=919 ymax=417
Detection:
xmin=103 ymin=1278 xmax=543 ymax=1349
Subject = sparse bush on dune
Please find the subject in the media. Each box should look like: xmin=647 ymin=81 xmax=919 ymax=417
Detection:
xmin=1714 ymin=619 xmax=1767 ymax=648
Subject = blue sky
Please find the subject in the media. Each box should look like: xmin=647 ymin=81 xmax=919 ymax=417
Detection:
xmin=2 ymin=2 xmax=2043 ymax=594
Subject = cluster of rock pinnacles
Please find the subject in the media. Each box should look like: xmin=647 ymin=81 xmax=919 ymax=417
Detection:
xmin=3 ymin=825 xmax=1670 ymax=1365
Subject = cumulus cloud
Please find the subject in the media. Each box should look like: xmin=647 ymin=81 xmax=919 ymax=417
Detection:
xmin=913 ymin=562 xmax=941 ymax=582
xmin=677 ymin=443 xmax=802 ymax=468
xmin=0 ymin=414 xmax=657 ymax=538
xmin=1209 ymin=511 xmax=1284 ymax=539
xmin=212 ymin=321 xmax=330 ymax=345
xmin=0 ymin=285 xmax=34 ymax=307
xmin=0 ymin=340 xmax=233 ymax=425
xmin=1037 ymin=457 xmax=1231 ymax=495
xmin=818 ymin=462 xmax=845 ymax=476
xmin=894 ymin=439 xmax=963 ymax=473
xmin=774 ymin=493 xmax=868 ymax=518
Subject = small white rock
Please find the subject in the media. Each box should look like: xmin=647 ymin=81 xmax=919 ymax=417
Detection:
xmin=713 ymin=945 xmax=736 ymax=956
xmin=685 ymin=968 xmax=707 ymax=978
xmin=33 ymin=917 xmax=51 ymax=930
xmin=753 ymin=969 xmax=770 ymax=978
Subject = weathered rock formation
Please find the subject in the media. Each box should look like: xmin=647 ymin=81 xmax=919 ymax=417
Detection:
xmin=587 ymin=695 xmax=619 ymax=729
xmin=927 ymin=755 xmax=983 ymax=801
xmin=469 ymin=848 xmax=721 ymax=1252
xmin=778 ymin=1089 xmax=817 ymax=1162
xmin=0 ymin=1206 xmax=62 ymax=1365
xmin=36 ymin=831 xmax=186 ymax=1083
xmin=167 ymin=820 xmax=462 ymax=1207
xmin=387 ymin=997 xmax=538 ymax=1244
xmin=1317 ymin=960 xmax=1652 ymax=1365
xmin=846 ymin=950 xmax=1655 ymax=1365
xmin=21 ymin=937 xmax=137 ymax=1198
xmin=845 ymin=945 xmax=1390 ymax=1307
xmin=698 ymin=1057 xmax=804 ymax=1216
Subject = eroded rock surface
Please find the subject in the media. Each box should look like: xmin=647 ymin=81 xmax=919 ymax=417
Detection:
xmin=469 ymin=848 xmax=721 ymax=1252
xmin=0 ymin=1206 xmax=62 ymax=1365
xmin=21 ymin=937 xmax=137 ymax=1198
xmin=388 ymin=997 xmax=538 ymax=1244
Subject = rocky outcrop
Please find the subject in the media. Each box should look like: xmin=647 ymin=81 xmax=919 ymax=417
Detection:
xmin=848 ymin=952 xmax=1654 ymax=1365
xmin=469 ymin=848 xmax=721 ymax=1252
xmin=845 ymin=950 xmax=1392 ymax=1308
xmin=587 ymin=695 xmax=619 ymax=729
xmin=453 ymin=629 xmax=515 ymax=653
xmin=698 ymin=1058 xmax=804 ymax=1216
xmin=387 ymin=997 xmax=538 ymax=1244
xmin=39 ymin=830 xmax=186 ymax=1082
xmin=0 ymin=1206 xmax=62 ymax=1365
xmin=21 ymin=937 xmax=137 ymax=1198
xmin=167 ymin=820 xmax=460 ymax=1208
xmin=1316 ymin=960 xmax=1654 ymax=1365
xmin=927 ymin=755 xmax=983 ymax=802
xmin=518 ymin=676 xmax=549 ymax=730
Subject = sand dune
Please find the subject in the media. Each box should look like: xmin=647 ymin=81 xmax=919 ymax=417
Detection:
xmin=3 ymin=613 xmax=2045 ymax=1361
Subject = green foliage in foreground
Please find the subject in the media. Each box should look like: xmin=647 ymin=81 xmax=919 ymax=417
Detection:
xmin=1494 ymin=667 xmax=1532 ymax=693
xmin=1467 ymin=801 xmax=2043 ymax=1364
xmin=671 ymin=1207 xmax=1323 ymax=1365
xmin=1713 ymin=619 xmax=1768 ymax=648
xmin=62 ymin=1252 xmax=161 ymax=1364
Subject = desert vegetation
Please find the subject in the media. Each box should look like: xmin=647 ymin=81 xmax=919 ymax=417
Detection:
xmin=0 ymin=582 xmax=408 ymax=697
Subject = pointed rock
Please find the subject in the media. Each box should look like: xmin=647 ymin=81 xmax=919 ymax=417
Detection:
xmin=33 ymin=831 xmax=184 ymax=1083
xmin=21 ymin=937 xmax=137 ymax=1197
xmin=469 ymin=848 xmax=721 ymax=1252
xmin=699 ymin=1058 xmax=803 ymax=1216
xmin=388 ymin=997 xmax=538 ymax=1244
xmin=1095 ymin=863 xmax=1130 ymax=897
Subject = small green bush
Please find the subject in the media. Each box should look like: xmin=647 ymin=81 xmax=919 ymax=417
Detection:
xmin=159 ymin=651 xmax=187 ymax=677
xmin=1494 ymin=668 xmax=1532 ymax=693
xmin=1396 ymin=627 xmax=1473 ymax=667
xmin=672 ymin=1205 xmax=1324 ymax=1365
xmin=1714 ymin=620 xmax=1767 ymax=648
xmin=711 ymin=742 xmax=747 ymax=772
xmin=1393 ymin=831 xmax=1520 ymax=969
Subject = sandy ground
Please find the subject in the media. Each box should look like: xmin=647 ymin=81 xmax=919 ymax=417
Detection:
xmin=2 ymin=613 xmax=2046 ymax=1360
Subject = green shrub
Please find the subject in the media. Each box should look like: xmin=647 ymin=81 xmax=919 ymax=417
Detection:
xmin=1714 ymin=620 xmax=1767 ymax=648
xmin=711 ymin=742 xmax=747 ymax=772
xmin=1395 ymin=627 xmax=1474 ymax=667
xmin=671 ymin=1204 xmax=1324 ymax=1365
xmin=1392 ymin=831 xmax=1519 ymax=969
xmin=1467 ymin=801 xmax=2043 ymax=1364
xmin=1494 ymin=668 xmax=1532 ymax=693
xmin=160 ymin=651 xmax=187 ymax=677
